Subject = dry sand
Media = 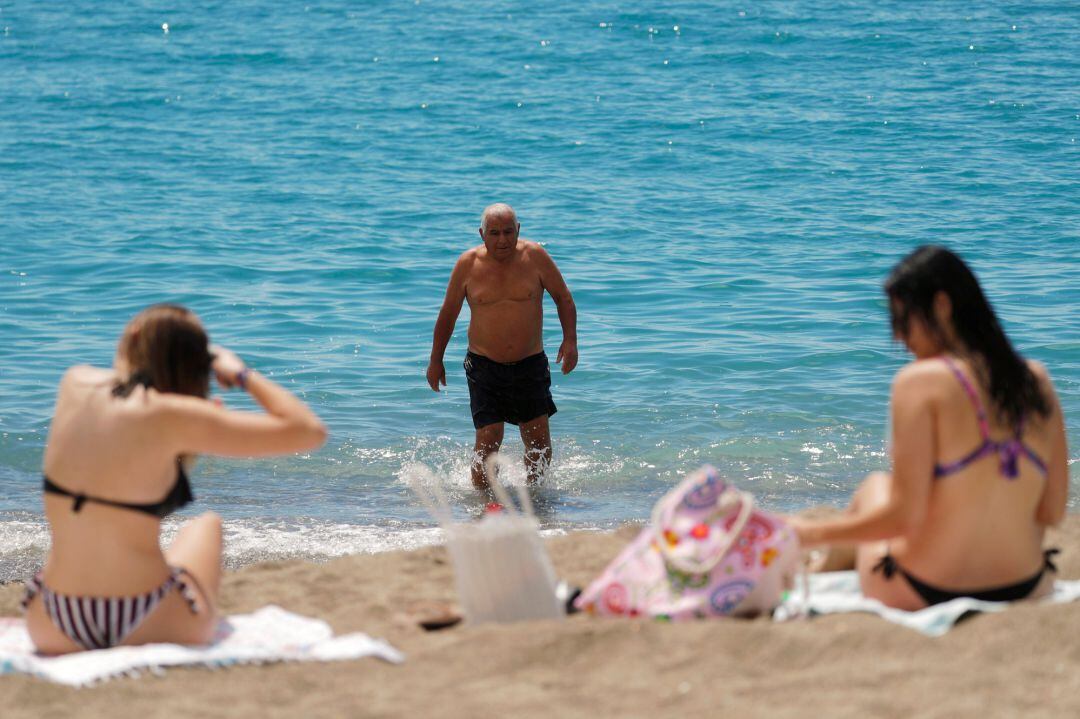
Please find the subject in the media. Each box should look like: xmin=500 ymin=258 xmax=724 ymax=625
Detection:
xmin=2 ymin=518 xmax=1080 ymax=718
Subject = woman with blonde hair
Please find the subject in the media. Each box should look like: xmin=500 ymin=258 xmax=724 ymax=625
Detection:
xmin=24 ymin=304 xmax=327 ymax=653
xmin=790 ymin=247 xmax=1069 ymax=609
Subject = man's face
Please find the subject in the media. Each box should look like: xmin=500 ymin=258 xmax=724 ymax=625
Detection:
xmin=480 ymin=214 xmax=519 ymax=260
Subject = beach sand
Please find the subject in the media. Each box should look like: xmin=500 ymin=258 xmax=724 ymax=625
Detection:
xmin=2 ymin=518 xmax=1079 ymax=718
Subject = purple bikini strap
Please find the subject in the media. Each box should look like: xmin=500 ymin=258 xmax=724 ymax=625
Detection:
xmin=941 ymin=357 xmax=991 ymax=439
xmin=935 ymin=358 xmax=1048 ymax=480
xmin=1020 ymin=443 xmax=1049 ymax=475
xmin=934 ymin=443 xmax=995 ymax=477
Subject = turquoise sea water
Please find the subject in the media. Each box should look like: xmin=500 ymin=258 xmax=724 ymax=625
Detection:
xmin=1 ymin=1 xmax=1077 ymax=579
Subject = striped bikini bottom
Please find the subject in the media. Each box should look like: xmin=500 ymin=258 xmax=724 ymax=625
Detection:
xmin=21 ymin=567 xmax=202 ymax=651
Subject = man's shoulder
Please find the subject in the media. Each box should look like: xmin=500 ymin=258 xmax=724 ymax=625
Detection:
xmin=456 ymin=246 xmax=482 ymax=265
xmin=518 ymin=240 xmax=550 ymax=259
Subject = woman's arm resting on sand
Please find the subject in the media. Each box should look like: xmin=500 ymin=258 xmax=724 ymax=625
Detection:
xmin=790 ymin=365 xmax=935 ymax=547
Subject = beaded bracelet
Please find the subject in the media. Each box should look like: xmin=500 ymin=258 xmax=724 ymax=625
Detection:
xmin=236 ymin=368 xmax=252 ymax=391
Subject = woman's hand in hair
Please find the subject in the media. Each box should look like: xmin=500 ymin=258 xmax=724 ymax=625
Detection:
xmin=210 ymin=345 xmax=247 ymax=390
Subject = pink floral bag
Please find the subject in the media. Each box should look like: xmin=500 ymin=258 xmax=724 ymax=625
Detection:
xmin=575 ymin=466 xmax=800 ymax=620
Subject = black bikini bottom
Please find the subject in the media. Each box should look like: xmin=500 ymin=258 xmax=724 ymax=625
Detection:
xmin=874 ymin=548 xmax=1059 ymax=606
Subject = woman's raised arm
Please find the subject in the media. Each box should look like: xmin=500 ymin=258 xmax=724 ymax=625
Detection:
xmin=163 ymin=347 xmax=327 ymax=458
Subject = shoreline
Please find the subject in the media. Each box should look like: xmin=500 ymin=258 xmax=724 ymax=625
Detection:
xmin=2 ymin=518 xmax=1080 ymax=717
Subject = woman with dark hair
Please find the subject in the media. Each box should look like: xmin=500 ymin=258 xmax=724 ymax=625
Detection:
xmin=789 ymin=246 xmax=1069 ymax=610
xmin=23 ymin=304 xmax=327 ymax=653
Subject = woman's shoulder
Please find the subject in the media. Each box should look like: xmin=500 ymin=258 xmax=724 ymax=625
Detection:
xmin=1026 ymin=358 xmax=1051 ymax=383
xmin=140 ymin=390 xmax=220 ymax=424
xmin=1024 ymin=359 xmax=1060 ymax=411
xmin=98 ymin=392 xmax=217 ymax=450
xmin=61 ymin=365 xmax=113 ymax=385
xmin=57 ymin=366 xmax=114 ymax=401
xmin=100 ymin=379 xmax=214 ymax=423
xmin=892 ymin=357 xmax=953 ymax=387
xmin=890 ymin=358 xmax=961 ymax=411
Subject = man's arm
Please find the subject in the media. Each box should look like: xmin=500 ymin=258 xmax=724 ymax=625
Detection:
xmin=426 ymin=253 xmax=470 ymax=391
xmin=535 ymin=246 xmax=578 ymax=374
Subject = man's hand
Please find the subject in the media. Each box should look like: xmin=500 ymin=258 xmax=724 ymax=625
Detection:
xmin=426 ymin=359 xmax=447 ymax=392
xmin=556 ymin=340 xmax=578 ymax=374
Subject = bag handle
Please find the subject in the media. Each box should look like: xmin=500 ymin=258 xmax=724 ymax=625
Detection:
xmin=483 ymin=454 xmax=518 ymax=515
xmin=407 ymin=455 xmax=539 ymax=526
xmin=405 ymin=463 xmax=454 ymax=527
xmin=483 ymin=453 xmax=537 ymax=520
xmin=652 ymin=483 xmax=755 ymax=575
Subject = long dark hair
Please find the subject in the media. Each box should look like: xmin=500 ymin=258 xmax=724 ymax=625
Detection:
xmin=113 ymin=304 xmax=213 ymax=398
xmin=884 ymin=246 xmax=1049 ymax=427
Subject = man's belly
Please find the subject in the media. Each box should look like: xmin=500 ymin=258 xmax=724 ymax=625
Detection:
xmin=467 ymin=305 xmax=544 ymax=363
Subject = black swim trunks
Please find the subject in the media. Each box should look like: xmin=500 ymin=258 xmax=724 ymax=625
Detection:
xmin=464 ymin=351 xmax=557 ymax=429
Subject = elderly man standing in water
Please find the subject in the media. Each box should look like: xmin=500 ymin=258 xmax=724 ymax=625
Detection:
xmin=426 ymin=203 xmax=578 ymax=490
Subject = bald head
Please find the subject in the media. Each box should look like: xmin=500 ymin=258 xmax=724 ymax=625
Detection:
xmin=480 ymin=203 xmax=517 ymax=233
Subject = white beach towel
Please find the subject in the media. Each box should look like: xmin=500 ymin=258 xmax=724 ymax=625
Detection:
xmin=774 ymin=571 xmax=1080 ymax=637
xmin=0 ymin=605 xmax=403 ymax=687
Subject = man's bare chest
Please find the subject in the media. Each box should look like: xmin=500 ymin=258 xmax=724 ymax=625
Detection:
xmin=466 ymin=267 xmax=542 ymax=306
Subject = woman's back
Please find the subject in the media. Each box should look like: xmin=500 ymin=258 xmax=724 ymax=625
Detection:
xmin=41 ymin=366 xmax=183 ymax=593
xmin=890 ymin=356 xmax=1053 ymax=588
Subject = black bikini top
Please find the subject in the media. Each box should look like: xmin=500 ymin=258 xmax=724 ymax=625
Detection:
xmin=43 ymin=460 xmax=194 ymax=519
